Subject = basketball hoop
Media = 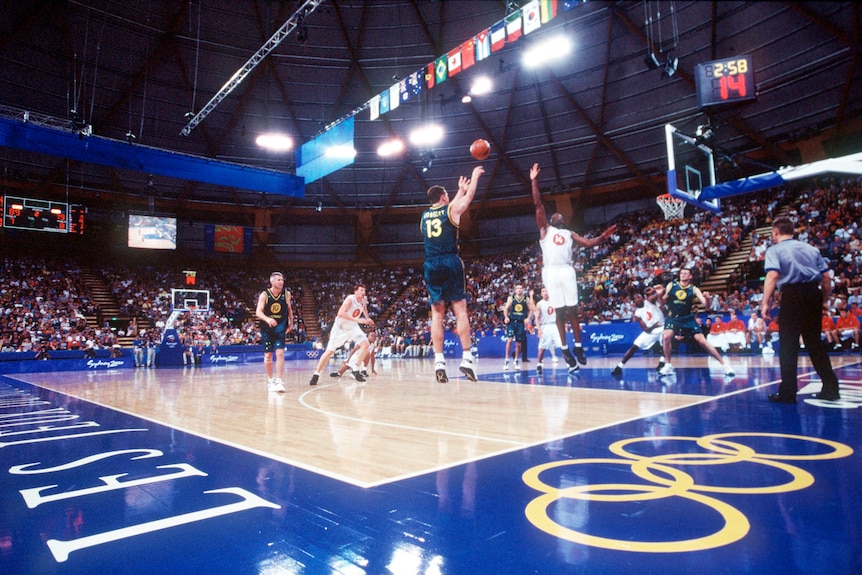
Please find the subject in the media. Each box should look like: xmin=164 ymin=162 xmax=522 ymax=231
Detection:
xmin=656 ymin=194 xmax=687 ymax=221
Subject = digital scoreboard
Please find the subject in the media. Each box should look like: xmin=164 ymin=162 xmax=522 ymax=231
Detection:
xmin=2 ymin=196 xmax=85 ymax=234
xmin=695 ymin=54 xmax=756 ymax=108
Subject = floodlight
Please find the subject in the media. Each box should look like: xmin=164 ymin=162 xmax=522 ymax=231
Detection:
xmin=256 ymin=133 xmax=293 ymax=151
xmin=523 ymin=36 xmax=572 ymax=68
xmin=409 ymin=124 xmax=444 ymax=147
xmin=377 ymin=139 xmax=405 ymax=157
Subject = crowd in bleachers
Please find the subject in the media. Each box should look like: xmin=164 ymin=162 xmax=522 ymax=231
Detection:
xmin=0 ymin=256 xmax=104 ymax=353
xmin=2 ymin=177 xmax=860 ymax=357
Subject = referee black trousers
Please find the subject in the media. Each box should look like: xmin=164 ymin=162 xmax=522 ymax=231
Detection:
xmin=777 ymin=283 xmax=839 ymax=399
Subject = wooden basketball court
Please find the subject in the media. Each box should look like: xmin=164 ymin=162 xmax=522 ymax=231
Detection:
xmin=2 ymin=352 xmax=860 ymax=574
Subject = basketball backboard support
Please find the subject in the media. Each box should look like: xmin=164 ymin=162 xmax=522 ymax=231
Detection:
xmin=665 ymin=123 xmax=721 ymax=214
xmin=170 ymin=288 xmax=211 ymax=312
xmin=697 ymin=150 xmax=862 ymax=202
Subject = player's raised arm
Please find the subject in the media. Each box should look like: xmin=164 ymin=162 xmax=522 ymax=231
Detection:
xmin=450 ymin=165 xmax=484 ymax=218
xmin=572 ymin=224 xmax=617 ymax=248
xmin=531 ymin=163 xmax=549 ymax=234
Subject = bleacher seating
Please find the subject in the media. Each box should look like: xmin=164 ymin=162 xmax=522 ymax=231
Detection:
xmin=2 ymin=176 xmax=859 ymax=356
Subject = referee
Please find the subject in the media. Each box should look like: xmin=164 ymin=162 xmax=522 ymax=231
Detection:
xmin=760 ymin=216 xmax=840 ymax=403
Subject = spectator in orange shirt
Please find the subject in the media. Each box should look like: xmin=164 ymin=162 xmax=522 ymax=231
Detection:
xmin=725 ymin=310 xmax=747 ymax=351
xmin=706 ymin=315 xmax=729 ymax=353
xmin=821 ymin=312 xmax=839 ymax=347
xmin=835 ymin=308 xmax=860 ymax=350
xmin=764 ymin=316 xmax=780 ymax=352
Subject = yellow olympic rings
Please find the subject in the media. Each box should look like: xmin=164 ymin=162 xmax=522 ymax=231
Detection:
xmin=523 ymin=433 xmax=853 ymax=553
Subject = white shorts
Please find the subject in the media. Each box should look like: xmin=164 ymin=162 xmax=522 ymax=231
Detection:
xmin=538 ymin=323 xmax=563 ymax=350
xmin=326 ymin=322 xmax=367 ymax=352
xmin=542 ymin=265 xmax=579 ymax=308
xmin=633 ymin=330 xmax=662 ymax=350
xmin=707 ymin=333 xmax=728 ymax=349
xmin=839 ymin=329 xmax=856 ymax=339
xmin=725 ymin=331 xmax=746 ymax=346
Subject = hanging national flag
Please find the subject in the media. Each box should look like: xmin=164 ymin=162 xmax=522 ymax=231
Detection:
xmin=398 ymin=78 xmax=411 ymax=104
xmin=523 ymin=1 xmax=541 ymax=35
xmin=490 ymin=21 xmax=506 ymax=52
xmin=380 ymin=89 xmax=390 ymax=115
xmin=562 ymin=0 xmax=582 ymax=11
xmin=461 ymin=38 xmax=475 ymax=71
xmin=447 ymin=46 xmax=462 ymax=77
xmin=505 ymin=10 xmax=522 ymax=43
xmin=389 ymin=83 xmax=400 ymax=111
xmin=475 ymin=28 xmax=491 ymax=61
xmin=426 ymin=62 xmax=436 ymax=89
xmin=435 ymin=54 xmax=448 ymax=84
xmin=409 ymin=70 xmax=423 ymax=99
xmin=369 ymin=94 xmax=380 ymax=121
xmin=399 ymin=78 xmax=409 ymax=104
xmin=540 ymin=0 xmax=558 ymax=23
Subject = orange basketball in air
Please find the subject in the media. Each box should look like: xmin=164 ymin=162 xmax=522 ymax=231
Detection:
xmin=470 ymin=139 xmax=491 ymax=160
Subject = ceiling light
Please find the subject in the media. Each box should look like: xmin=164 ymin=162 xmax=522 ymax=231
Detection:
xmin=377 ymin=139 xmax=405 ymax=157
xmin=469 ymin=76 xmax=493 ymax=96
xmin=325 ymin=145 xmax=357 ymax=159
xmin=522 ymin=36 xmax=572 ymax=68
xmin=644 ymin=52 xmax=661 ymax=70
xmin=409 ymin=124 xmax=444 ymax=147
xmin=256 ymin=133 xmax=293 ymax=151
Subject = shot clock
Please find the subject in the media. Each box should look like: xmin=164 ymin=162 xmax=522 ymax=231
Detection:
xmin=695 ymin=55 xmax=756 ymax=108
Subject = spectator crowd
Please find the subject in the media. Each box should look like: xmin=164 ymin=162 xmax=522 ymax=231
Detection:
xmin=2 ymin=177 xmax=860 ymax=357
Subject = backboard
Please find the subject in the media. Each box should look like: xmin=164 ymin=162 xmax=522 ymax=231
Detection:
xmin=665 ymin=123 xmax=721 ymax=214
xmin=170 ymin=288 xmax=211 ymax=312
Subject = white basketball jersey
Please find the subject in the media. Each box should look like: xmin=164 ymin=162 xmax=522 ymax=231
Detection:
xmin=635 ymin=300 xmax=665 ymax=335
xmin=537 ymin=299 xmax=557 ymax=326
xmin=334 ymin=294 xmax=366 ymax=330
xmin=540 ymin=225 xmax=574 ymax=267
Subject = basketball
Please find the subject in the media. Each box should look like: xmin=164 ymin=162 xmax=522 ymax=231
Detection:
xmin=470 ymin=139 xmax=491 ymax=160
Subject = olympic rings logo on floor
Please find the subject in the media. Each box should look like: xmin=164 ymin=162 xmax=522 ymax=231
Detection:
xmin=523 ymin=433 xmax=853 ymax=553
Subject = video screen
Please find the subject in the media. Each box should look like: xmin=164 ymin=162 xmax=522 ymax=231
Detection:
xmin=128 ymin=214 xmax=177 ymax=250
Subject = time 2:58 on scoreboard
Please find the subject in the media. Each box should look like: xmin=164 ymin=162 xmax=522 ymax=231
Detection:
xmin=695 ymin=54 xmax=756 ymax=108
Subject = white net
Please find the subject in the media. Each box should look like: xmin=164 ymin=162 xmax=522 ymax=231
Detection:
xmin=656 ymin=194 xmax=687 ymax=220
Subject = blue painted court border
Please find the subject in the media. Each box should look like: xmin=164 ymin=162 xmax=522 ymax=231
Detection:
xmin=1 ymin=363 xmax=860 ymax=575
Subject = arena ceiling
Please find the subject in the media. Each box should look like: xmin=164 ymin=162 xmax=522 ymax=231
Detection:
xmin=0 ymin=1 xmax=860 ymax=238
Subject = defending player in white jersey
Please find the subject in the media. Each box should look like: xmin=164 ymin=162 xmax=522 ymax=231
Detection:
xmin=534 ymin=287 xmax=562 ymax=374
xmin=309 ymin=284 xmax=375 ymax=386
xmin=531 ymin=162 xmax=616 ymax=373
xmin=611 ymin=285 xmax=666 ymax=377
